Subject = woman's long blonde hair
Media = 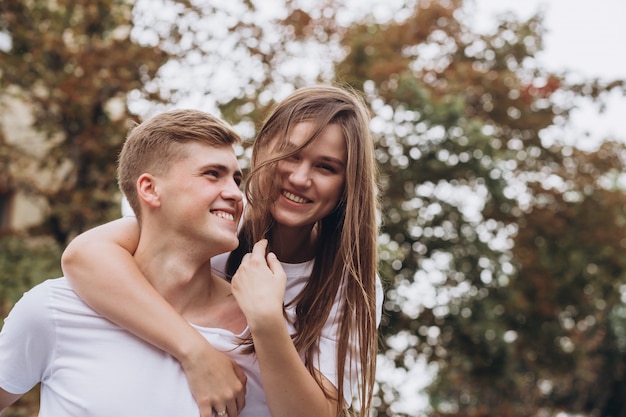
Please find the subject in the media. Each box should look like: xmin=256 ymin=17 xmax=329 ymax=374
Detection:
xmin=228 ymin=84 xmax=380 ymax=416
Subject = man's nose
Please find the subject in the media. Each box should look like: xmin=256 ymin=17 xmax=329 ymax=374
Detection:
xmin=223 ymin=178 xmax=243 ymax=201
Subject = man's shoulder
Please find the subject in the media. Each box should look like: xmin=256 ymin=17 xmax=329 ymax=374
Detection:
xmin=21 ymin=277 xmax=71 ymax=301
xmin=1 ymin=278 xmax=65 ymax=338
xmin=14 ymin=277 xmax=64 ymax=303
xmin=11 ymin=277 xmax=82 ymax=317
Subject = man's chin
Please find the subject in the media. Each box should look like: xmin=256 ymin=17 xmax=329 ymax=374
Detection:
xmin=223 ymin=237 xmax=240 ymax=253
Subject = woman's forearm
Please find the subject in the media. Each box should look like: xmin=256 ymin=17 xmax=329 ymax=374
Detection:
xmin=61 ymin=218 xmax=196 ymax=358
xmin=61 ymin=218 xmax=247 ymax=417
xmin=65 ymin=241 xmax=201 ymax=357
xmin=232 ymin=241 xmax=339 ymax=417
xmin=250 ymin=315 xmax=339 ymax=417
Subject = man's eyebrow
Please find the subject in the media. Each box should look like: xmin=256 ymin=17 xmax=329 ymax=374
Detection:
xmin=200 ymin=163 xmax=228 ymax=171
xmin=200 ymin=163 xmax=242 ymax=177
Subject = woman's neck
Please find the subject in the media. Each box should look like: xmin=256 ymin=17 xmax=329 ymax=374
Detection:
xmin=269 ymin=224 xmax=317 ymax=263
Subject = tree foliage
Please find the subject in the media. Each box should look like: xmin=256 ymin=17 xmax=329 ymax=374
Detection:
xmin=334 ymin=0 xmax=626 ymax=415
xmin=0 ymin=0 xmax=171 ymax=245
xmin=2 ymin=0 xmax=626 ymax=416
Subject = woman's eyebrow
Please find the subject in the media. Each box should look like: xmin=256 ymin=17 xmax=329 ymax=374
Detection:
xmin=319 ymin=155 xmax=346 ymax=167
xmin=282 ymin=141 xmax=299 ymax=152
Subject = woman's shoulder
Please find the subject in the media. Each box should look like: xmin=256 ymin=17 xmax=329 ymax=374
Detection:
xmin=211 ymin=252 xmax=230 ymax=279
xmin=212 ymin=252 xmax=314 ymax=280
xmin=280 ymin=259 xmax=314 ymax=278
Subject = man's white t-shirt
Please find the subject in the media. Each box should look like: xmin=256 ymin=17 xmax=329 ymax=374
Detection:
xmin=0 ymin=277 xmax=269 ymax=416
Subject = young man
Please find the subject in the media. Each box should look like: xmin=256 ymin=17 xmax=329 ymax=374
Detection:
xmin=0 ymin=110 xmax=266 ymax=416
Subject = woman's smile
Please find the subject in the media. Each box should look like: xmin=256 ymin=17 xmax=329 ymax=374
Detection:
xmin=270 ymin=122 xmax=346 ymax=229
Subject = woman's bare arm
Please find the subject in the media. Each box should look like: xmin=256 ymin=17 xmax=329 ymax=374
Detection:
xmin=0 ymin=388 xmax=21 ymax=414
xmin=61 ymin=217 xmax=246 ymax=417
xmin=232 ymin=240 xmax=339 ymax=417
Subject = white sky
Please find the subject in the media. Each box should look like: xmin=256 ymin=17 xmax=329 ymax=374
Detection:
xmin=475 ymin=0 xmax=626 ymax=80
xmin=474 ymin=0 xmax=626 ymax=149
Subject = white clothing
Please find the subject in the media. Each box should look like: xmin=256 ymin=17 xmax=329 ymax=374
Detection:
xmin=123 ymin=197 xmax=385 ymax=405
xmin=211 ymin=252 xmax=384 ymax=405
xmin=121 ymin=196 xmax=133 ymax=217
xmin=0 ymin=278 xmax=268 ymax=417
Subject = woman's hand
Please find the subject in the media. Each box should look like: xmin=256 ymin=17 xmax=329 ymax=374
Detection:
xmin=231 ymin=240 xmax=338 ymax=417
xmin=231 ymin=239 xmax=287 ymax=332
xmin=179 ymin=337 xmax=247 ymax=417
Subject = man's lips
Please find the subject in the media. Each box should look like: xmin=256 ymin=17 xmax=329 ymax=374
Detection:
xmin=211 ymin=210 xmax=235 ymax=221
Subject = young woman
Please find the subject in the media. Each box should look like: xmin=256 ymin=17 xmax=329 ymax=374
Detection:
xmin=62 ymin=84 xmax=383 ymax=417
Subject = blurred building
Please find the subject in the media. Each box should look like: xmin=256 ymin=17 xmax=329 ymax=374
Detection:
xmin=0 ymin=86 xmax=68 ymax=235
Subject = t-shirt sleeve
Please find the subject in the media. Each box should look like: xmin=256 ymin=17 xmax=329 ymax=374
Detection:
xmin=314 ymin=274 xmax=384 ymax=406
xmin=375 ymin=274 xmax=384 ymax=326
xmin=121 ymin=195 xmax=135 ymax=217
xmin=0 ymin=282 xmax=56 ymax=394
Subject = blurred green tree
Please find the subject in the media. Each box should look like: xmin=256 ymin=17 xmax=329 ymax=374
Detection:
xmin=334 ymin=0 xmax=626 ymax=415
xmin=0 ymin=0 xmax=171 ymax=245
xmin=2 ymin=0 xmax=626 ymax=416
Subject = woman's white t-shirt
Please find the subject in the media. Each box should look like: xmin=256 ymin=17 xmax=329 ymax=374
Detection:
xmin=211 ymin=252 xmax=384 ymax=404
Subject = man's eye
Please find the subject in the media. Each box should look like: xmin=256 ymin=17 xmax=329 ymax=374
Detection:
xmin=204 ymin=170 xmax=219 ymax=178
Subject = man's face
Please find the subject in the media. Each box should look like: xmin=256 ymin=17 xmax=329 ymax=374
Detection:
xmin=154 ymin=142 xmax=243 ymax=256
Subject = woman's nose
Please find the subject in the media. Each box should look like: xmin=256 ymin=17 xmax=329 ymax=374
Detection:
xmin=288 ymin=162 xmax=312 ymax=187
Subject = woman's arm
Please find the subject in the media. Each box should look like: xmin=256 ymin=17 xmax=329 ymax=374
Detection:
xmin=0 ymin=388 xmax=21 ymax=414
xmin=231 ymin=240 xmax=339 ymax=417
xmin=61 ymin=217 xmax=247 ymax=417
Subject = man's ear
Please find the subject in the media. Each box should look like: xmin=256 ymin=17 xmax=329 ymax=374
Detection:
xmin=137 ymin=173 xmax=161 ymax=208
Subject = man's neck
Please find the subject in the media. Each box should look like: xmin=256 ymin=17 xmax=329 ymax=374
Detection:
xmin=132 ymin=231 xmax=223 ymax=317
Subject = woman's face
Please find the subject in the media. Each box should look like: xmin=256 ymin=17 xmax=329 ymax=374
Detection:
xmin=269 ymin=122 xmax=347 ymax=230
